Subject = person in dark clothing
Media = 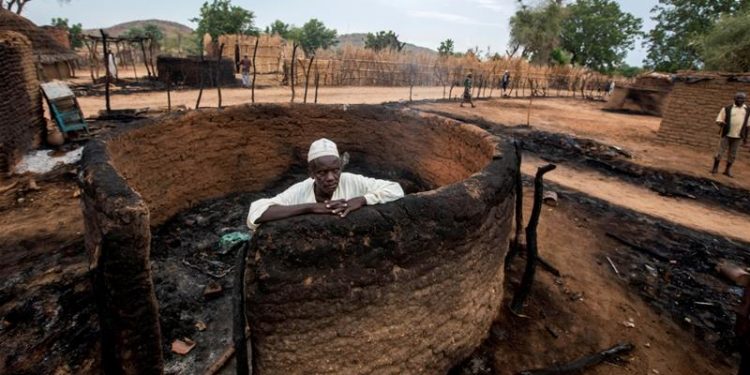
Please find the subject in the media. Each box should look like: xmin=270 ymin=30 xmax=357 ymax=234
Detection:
xmin=460 ymin=73 xmax=475 ymax=108
xmin=501 ymin=70 xmax=511 ymax=96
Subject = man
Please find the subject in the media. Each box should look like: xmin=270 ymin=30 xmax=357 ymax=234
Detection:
xmin=247 ymin=138 xmax=404 ymax=231
xmin=501 ymin=70 xmax=511 ymax=97
xmin=712 ymin=92 xmax=749 ymax=177
xmin=460 ymin=72 xmax=475 ymax=108
xmin=239 ymin=54 xmax=252 ymax=88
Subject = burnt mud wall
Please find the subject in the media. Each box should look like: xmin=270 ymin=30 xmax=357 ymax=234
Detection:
xmin=0 ymin=31 xmax=44 ymax=173
xmin=156 ymin=56 xmax=236 ymax=87
xmin=80 ymin=104 xmax=517 ymax=374
xmin=106 ymin=104 xmax=497 ymax=227
xmin=659 ymin=74 xmax=750 ymax=155
xmin=248 ymin=156 xmax=516 ymax=374
xmin=79 ymin=141 xmax=163 ymax=375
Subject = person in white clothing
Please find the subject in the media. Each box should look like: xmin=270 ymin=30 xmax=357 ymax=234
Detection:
xmin=247 ymin=138 xmax=405 ymax=231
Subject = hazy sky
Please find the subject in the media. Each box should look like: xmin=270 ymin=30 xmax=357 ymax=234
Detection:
xmin=24 ymin=0 xmax=658 ymax=66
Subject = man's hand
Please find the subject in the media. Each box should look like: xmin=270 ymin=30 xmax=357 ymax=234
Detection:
xmin=338 ymin=197 xmax=367 ymax=218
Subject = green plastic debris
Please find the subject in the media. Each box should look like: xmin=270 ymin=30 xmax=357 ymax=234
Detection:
xmin=220 ymin=231 xmax=252 ymax=253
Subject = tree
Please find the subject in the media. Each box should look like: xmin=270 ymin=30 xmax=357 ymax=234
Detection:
xmin=290 ymin=19 xmax=337 ymax=56
xmin=123 ymin=24 xmax=164 ymax=42
xmin=265 ymin=20 xmax=291 ymax=37
xmin=50 ymin=17 xmax=83 ymax=48
xmin=191 ymin=0 xmax=258 ymax=42
xmin=143 ymin=24 xmax=165 ymax=43
xmin=644 ymin=0 xmax=749 ymax=72
xmin=438 ymin=39 xmax=454 ymax=56
xmin=560 ymin=0 xmax=642 ymax=73
xmin=509 ymin=0 xmax=567 ymax=64
xmin=613 ymin=63 xmax=643 ymax=78
xmin=364 ymin=30 xmax=406 ymax=52
xmin=550 ymin=47 xmax=571 ymax=65
xmin=698 ymin=10 xmax=750 ymax=72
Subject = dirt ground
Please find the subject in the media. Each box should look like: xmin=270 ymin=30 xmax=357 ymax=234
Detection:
xmin=2 ymin=81 xmax=749 ymax=374
xmin=492 ymin=189 xmax=735 ymax=375
xmin=414 ymin=98 xmax=750 ymax=189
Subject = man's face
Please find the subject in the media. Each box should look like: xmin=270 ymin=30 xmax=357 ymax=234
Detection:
xmin=735 ymin=94 xmax=746 ymax=106
xmin=309 ymin=156 xmax=341 ymax=195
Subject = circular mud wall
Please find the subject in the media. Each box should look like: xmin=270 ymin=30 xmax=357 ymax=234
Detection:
xmin=80 ymin=104 xmax=517 ymax=374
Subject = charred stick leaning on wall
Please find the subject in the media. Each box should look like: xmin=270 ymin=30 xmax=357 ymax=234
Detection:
xmin=510 ymin=163 xmax=557 ymax=315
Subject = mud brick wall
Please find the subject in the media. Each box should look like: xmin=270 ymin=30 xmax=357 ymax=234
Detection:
xmin=81 ymin=104 xmax=517 ymax=373
xmin=79 ymin=141 xmax=164 ymax=375
xmin=0 ymin=31 xmax=44 ymax=173
xmin=658 ymin=76 xmax=750 ymax=155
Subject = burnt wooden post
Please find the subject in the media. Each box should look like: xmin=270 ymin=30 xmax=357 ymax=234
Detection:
xmin=217 ymin=43 xmax=224 ymax=108
xmin=196 ymin=53 xmax=205 ymax=109
xmin=101 ymin=29 xmax=111 ymax=113
xmin=166 ymin=72 xmax=171 ymax=112
xmin=290 ymin=43 xmax=298 ymax=102
xmin=510 ymin=164 xmax=557 ymax=315
xmin=251 ymin=37 xmax=259 ymax=104
xmin=314 ymin=71 xmax=320 ymax=104
xmin=506 ymin=141 xmax=524 ymax=267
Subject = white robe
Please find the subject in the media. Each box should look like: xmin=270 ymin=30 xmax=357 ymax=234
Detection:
xmin=247 ymin=172 xmax=404 ymax=231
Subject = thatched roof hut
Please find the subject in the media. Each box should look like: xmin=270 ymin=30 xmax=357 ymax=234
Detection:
xmin=0 ymin=8 xmax=78 ymax=66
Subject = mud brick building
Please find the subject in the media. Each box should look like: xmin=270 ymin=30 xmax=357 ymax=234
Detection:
xmin=658 ymin=72 xmax=750 ymax=155
xmin=0 ymin=31 xmax=44 ymax=173
xmin=0 ymin=8 xmax=79 ymax=81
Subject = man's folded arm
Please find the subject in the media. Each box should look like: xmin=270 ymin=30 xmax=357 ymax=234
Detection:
xmin=354 ymin=175 xmax=405 ymax=205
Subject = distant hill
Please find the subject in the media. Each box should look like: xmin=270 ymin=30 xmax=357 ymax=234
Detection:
xmin=336 ymin=33 xmax=437 ymax=55
xmin=84 ymin=19 xmax=196 ymax=54
xmin=84 ymin=19 xmax=194 ymax=39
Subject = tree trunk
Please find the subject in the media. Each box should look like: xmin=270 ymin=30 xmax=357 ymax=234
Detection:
xmin=290 ymin=44 xmax=298 ymax=103
xmin=303 ymin=55 xmax=314 ymax=103
xmin=139 ymin=40 xmax=152 ymax=77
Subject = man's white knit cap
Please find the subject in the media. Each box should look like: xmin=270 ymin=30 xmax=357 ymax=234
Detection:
xmin=307 ymin=138 xmax=340 ymax=162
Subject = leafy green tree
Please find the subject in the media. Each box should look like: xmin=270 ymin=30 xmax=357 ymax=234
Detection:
xmin=191 ymin=0 xmax=258 ymax=43
xmin=550 ymin=47 xmax=571 ymax=65
xmin=50 ymin=17 xmax=83 ymax=48
xmin=614 ymin=63 xmax=643 ymax=78
xmin=285 ymin=19 xmax=337 ymax=56
xmin=560 ymin=0 xmax=642 ymax=73
xmin=438 ymin=39 xmax=454 ymax=56
xmin=644 ymin=0 xmax=749 ymax=72
xmin=265 ymin=20 xmax=291 ymax=37
xmin=143 ymin=24 xmax=165 ymax=43
xmin=364 ymin=30 xmax=406 ymax=52
xmin=123 ymin=24 xmax=164 ymax=42
xmin=509 ymin=0 xmax=567 ymax=64
xmin=698 ymin=10 xmax=750 ymax=72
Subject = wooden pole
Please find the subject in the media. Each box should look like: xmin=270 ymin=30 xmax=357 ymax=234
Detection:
xmin=510 ymin=164 xmax=557 ymax=315
xmin=100 ymin=29 xmax=111 ymax=113
xmin=251 ymin=37 xmax=259 ymax=104
xmin=196 ymin=53 xmax=205 ymax=109
xmin=314 ymin=71 xmax=320 ymax=104
xmin=166 ymin=72 xmax=171 ymax=112
xmin=216 ymin=43 xmax=224 ymax=109
xmin=232 ymin=241 xmax=250 ymax=375
xmin=506 ymin=141 xmax=524 ymax=266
